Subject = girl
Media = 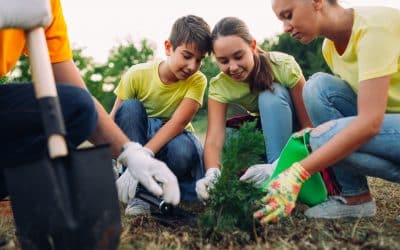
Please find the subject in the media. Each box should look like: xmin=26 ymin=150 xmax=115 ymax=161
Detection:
xmin=195 ymin=17 xmax=312 ymax=201
xmin=254 ymin=0 xmax=400 ymax=223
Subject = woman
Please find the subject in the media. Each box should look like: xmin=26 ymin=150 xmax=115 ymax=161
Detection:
xmin=254 ymin=0 xmax=400 ymax=223
xmin=195 ymin=17 xmax=312 ymax=201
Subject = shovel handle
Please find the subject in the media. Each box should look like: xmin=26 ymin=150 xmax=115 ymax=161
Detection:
xmin=26 ymin=27 xmax=68 ymax=158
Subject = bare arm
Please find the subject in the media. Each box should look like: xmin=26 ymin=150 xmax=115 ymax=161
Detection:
xmin=301 ymin=75 xmax=390 ymax=175
xmin=145 ymin=98 xmax=200 ymax=154
xmin=290 ymin=76 xmax=313 ymax=128
xmin=203 ymin=98 xmax=228 ymax=169
xmin=109 ymin=97 xmax=123 ymax=121
xmin=52 ymin=59 xmax=129 ymax=158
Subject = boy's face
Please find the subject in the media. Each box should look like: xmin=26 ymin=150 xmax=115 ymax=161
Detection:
xmin=165 ymin=41 xmax=205 ymax=80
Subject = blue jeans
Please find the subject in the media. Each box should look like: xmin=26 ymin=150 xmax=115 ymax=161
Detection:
xmin=258 ymin=83 xmax=300 ymax=163
xmin=303 ymin=72 xmax=400 ymax=196
xmin=114 ymin=99 xmax=204 ymax=201
xmin=0 ymin=83 xmax=98 ymax=199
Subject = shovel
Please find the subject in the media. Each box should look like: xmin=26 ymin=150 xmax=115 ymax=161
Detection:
xmin=4 ymin=28 xmax=121 ymax=250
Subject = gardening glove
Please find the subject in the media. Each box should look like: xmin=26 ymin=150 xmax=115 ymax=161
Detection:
xmin=116 ymin=171 xmax=138 ymax=204
xmin=254 ymin=162 xmax=310 ymax=224
xmin=118 ymin=142 xmax=180 ymax=206
xmin=239 ymin=158 xmax=279 ymax=188
xmin=195 ymin=167 xmax=221 ymax=201
xmin=0 ymin=0 xmax=52 ymax=29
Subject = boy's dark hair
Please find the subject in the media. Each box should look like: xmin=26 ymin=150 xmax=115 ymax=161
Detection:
xmin=169 ymin=15 xmax=212 ymax=55
xmin=211 ymin=17 xmax=274 ymax=93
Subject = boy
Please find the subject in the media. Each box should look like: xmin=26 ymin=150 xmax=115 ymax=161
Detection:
xmin=110 ymin=15 xmax=211 ymax=215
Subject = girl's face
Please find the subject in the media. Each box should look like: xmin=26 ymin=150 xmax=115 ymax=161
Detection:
xmin=212 ymin=35 xmax=256 ymax=82
xmin=272 ymin=0 xmax=320 ymax=44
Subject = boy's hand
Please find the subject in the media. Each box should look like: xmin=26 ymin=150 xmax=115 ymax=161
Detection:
xmin=195 ymin=167 xmax=220 ymax=201
xmin=118 ymin=142 xmax=180 ymax=206
xmin=239 ymin=159 xmax=279 ymax=187
xmin=116 ymin=171 xmax=138 ymax=204
xmin=0 ymin=0 xmax=52 ymax=29
xmin=254 ymin=162 xmax=310 ymax=224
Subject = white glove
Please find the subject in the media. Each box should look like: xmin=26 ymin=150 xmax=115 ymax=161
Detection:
xmin=118 ymin=142 xmax=180 ymax=206
xmin=239 ymin=158 xmax=279 ymax=188
xmin=195 ymin=167 xmax=221 ymax=201
xmin=0 ymin=0 xmax=52 ymax=30
xmin=116 ymin=171 xmax=138 ymax=204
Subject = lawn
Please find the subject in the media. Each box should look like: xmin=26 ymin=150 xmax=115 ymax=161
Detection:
xmin=1 ymin=178 xmax=399 ymax=249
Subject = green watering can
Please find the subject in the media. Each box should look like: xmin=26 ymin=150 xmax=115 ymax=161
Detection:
xmin=260 ymin=130 xmax=327 ymax=206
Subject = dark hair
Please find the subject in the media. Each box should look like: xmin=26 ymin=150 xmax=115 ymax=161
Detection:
xmin=169 ymin=15 xmax=212 ymax=55
xmin=211 ymin=17 xmax=274 ymax=93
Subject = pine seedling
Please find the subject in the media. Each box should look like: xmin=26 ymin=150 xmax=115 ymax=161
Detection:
xmin=199 ymin=121 xmax=265 ymax=240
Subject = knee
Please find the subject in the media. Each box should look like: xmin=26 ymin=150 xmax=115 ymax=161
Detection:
xmin=115 ymin=99 xmax=146 ymax=123
xmin=168 ymin=137 xmax=200 ymax=174
xmin=258 ymin=83 xmax=290 ymax=109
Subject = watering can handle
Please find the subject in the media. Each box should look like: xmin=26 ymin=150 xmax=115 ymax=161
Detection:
xmin=26 ymin=27 xmax=68 ymax=158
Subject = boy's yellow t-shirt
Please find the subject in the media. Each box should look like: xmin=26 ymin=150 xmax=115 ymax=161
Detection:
xmin=0 ymin=0 xmax=72 ymax=77
xmin=323 ymin=6 xmax=400 ymax=113
xmin=208 ymin=51 xmax=303 ymax=113
xmin=114 ymin=60 xmax=207 ymax=132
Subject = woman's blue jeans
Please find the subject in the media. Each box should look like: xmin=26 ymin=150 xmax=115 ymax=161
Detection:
xmin=303 ymin=72 xmax=400 ymax=196
xmin=114 ymin=99 xmax=204 ymax=201
xmin=0 ymin=83 xmax=98 ymax=200
xmin=258 ymin=83 xmax=300 ymax=163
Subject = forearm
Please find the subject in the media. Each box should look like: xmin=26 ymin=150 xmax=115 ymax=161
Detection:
xmin=145 ymin=120 xmax=186 ymax=154
xmin=301 ymin=118 xmax=378 ymax=175
xmin=204 ymin=137 xmax=224 ymax=169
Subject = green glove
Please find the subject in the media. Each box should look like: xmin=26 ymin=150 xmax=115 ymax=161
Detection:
xmin=254 ymin=162 xmax=310 ymax=224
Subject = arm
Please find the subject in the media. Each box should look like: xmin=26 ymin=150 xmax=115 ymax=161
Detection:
xmin=145 ymin=98 xmax=200 ymax=154
xmin=203 ymin=98 xmax=228 ymax=169
xmin=290 ymin=76 xmax=313 ymax=128
xmin=109 ymin=97 xmax=123 ymax=121
xmin=52 ymin=59 xmax=130 ymax=158
xmin=301 ymin=75 xmax=390 ymax=174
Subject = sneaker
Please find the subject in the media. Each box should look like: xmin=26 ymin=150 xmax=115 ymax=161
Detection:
xmin=125 ymin=198 xmax=150 ymax=216
xmin=305 ymin=196 xmax=376 ymax=219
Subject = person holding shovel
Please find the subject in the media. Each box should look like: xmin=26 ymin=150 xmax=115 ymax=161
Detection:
xmin=254 ymin=0 xmax=400 ymax=224
xmin=0 ymin=0 xmax=180 ymax=208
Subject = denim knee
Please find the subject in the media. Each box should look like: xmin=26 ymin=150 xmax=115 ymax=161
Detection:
xmin=258 ymin=83 xmax=291 ymax=108
xmin=58 ymin=84 xmax=97 ymax=146
xmin=303 ymin=72 xmax=331 ymax=113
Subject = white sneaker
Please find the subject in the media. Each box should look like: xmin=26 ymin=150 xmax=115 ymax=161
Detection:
xmin=305 ymin=196 xmax=376 ymax=219
xmin=125 ymin=198 xmax=150 ymax=216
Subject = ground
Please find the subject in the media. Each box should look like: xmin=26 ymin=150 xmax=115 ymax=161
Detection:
xmin=1 ymin=178 xmax=399 ymax=249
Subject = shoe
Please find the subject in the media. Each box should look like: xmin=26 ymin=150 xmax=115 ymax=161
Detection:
xmin=305 ymin=196 xmax=376 ymax=219
xmin=125 ymin=198 xmax=150 ymax=216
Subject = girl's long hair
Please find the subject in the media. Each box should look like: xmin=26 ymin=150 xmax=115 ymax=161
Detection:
xmin=211 ymin=17 xmax=274 ymax=93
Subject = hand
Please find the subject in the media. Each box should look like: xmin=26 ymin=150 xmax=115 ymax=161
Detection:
xmin=239 ymin=159 xmax=279 ymax=187
xmin=116 ymin=171 xmax=138 ymax=204
xmin=0 ymin=0 xmax=52 ymax=29
xmin=118 ymin=142 xmax=180 ymax=206
xmin=253 ymin=162 xmax=310 ymax=224
xmin=195 ymin=167 xmax=221 ymax=201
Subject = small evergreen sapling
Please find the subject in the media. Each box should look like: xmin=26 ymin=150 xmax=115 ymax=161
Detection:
xmin=199 ymin=122 xmax=265 ymax=239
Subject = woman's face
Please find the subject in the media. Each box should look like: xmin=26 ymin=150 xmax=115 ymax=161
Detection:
xmin=271 ymin=0 xmax=320 ymax=44
xmin=212 ymin=35 xmax=256 ymax=82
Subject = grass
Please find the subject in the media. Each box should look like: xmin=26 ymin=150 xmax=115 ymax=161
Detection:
xmin=1 ymin=178 xmax=399 ymax=249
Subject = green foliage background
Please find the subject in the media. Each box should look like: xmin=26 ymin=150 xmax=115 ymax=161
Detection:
xmin=1 ymin=33 xmax=330 ymax=113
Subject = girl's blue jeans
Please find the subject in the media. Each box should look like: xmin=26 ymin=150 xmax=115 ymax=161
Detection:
xmin=303 ymin=72 xmax=400 ymax=196
xmin=114 ymin=99 xmax=204 ymax=201
xmin=258 ymin=83 xmax=300 ymax=163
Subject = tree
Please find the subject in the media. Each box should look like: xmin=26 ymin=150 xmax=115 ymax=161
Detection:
xmin=260 ymin=33 xmax=331 ymax=79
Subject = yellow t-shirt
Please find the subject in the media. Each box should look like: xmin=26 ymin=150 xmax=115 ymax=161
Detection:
xmin=323 ymin=6 xmax=400 ymax=113
xmin=208 ymin=51 xmax=303 ymax=113
xmin=0 ymin=0 xmax=72 ymax=77
xmin=114 ymin=60 xmax=207 ymax=132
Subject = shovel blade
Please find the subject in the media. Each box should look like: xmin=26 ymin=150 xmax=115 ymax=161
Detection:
xmin=5 ymin=145 xmax=121 ymax=250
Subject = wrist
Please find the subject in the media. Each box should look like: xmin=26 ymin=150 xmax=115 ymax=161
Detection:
xmin=142 ymin=146 xmax=155 ymax=157
xmin=291 ymin=162 xmax=311 ymax=182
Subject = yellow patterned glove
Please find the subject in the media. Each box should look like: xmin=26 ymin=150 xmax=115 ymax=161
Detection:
xmin=253 ymin=162 xmax=310 ymax=224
